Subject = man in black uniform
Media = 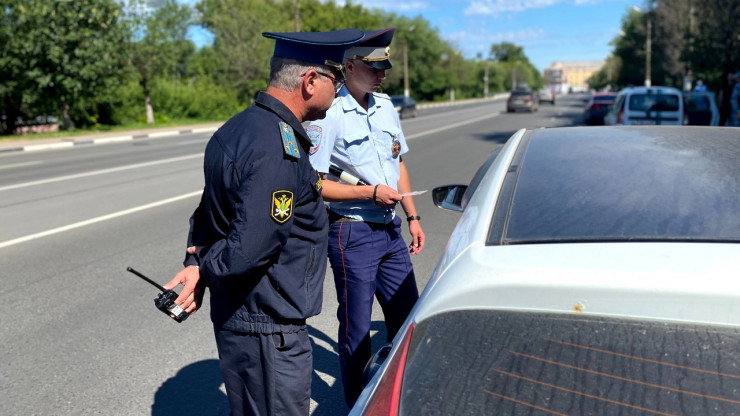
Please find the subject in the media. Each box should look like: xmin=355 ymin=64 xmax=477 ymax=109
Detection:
xmin=163 ymin=29 xmax=364 ymax=416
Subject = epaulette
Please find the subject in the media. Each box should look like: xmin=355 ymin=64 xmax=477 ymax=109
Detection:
xmin=279 ymin=121 xmax=300 ymax=158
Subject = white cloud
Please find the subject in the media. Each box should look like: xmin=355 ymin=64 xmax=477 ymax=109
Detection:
xmin=447 ymin=28 xmax=548 ymax=44
xmin=332 ymin=0 xmax=430 ymax=13
xmin=464 ymin=0 xmax=611 ymax=16
xmin=465 ymin=0 xmax=562 ymax=16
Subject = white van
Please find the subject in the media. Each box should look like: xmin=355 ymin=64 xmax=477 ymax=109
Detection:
xmin=604 ymin=86 xmax=687 ymax=126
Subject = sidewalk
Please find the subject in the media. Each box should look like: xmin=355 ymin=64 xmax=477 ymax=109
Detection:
xmin=0 ymin=122 xmax=224 ymax=154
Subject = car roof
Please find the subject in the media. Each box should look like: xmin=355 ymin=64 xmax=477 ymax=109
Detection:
xmin=618 ymin=86 xmax=682 ymax=95
xmin=500 ymin=127 xmax=740 ymax=244
xmin=419 ymin=126 xmax=740 ymax=327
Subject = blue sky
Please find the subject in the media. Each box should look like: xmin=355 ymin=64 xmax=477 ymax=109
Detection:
xmin=184 ymin=0 xmax=643 ymax=72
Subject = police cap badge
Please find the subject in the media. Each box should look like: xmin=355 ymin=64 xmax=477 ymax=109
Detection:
xmin=344 ymin=27 xmax=395 ymax=70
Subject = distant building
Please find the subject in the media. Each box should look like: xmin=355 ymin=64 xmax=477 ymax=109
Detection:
xmin=544 ymin=61 xmax=604 ymax=93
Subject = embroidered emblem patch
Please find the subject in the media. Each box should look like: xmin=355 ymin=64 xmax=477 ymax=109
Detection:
xmin=271 ymin=190 xmax=294 ymax=224
xmin=391 ymin=134 xmax=401 ymax=158
xmin=316 ymin=174 xmax=323 ymax=192
xmin=279 ymin=122 xmax=300 ymax=159
xmin=307 ymin=125 xmax=322 ymax=155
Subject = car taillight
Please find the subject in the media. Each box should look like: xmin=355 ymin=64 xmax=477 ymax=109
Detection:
xmin=358 ymin=322 xmax=415 ymax=416
xmin=617 ymin=108 xmax=624 ymax=124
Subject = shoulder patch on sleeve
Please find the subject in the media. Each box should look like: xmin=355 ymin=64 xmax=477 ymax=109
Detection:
xmin=306 ymin=124 xmax=322 ymax=155
xmin=271 ymin=190 xmax=294 ymax=224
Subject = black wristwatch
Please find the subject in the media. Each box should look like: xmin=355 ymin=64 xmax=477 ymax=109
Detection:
xmin=406 ymin=215 xmax=421 ymax=222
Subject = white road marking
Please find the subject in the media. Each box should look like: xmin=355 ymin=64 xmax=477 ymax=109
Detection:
xmin=1 ymin=113 xmax=495 ymax=249
xmin=405 ymin=112 xmax=500 ymax=140
xmin=0 ymin=161 xmax=43 ymax=171
xmin=0 ymin=190 xmax=202 ymax=249
xmin=0 ymin=153 xmax=203 ymax=192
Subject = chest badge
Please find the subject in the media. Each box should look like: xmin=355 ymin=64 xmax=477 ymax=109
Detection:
xmin=279 ymin=122 xmax=300 ymax=159
xmin=391 ymin=134 xmax=401 ymax=159
xmin=271 ymin=190 xmax=294 ymax=224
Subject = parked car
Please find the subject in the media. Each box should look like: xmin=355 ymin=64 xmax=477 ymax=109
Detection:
xmin=507 ymin=90 xmax=538 ymax=113
xmin=683 ymin=90 xmax=719 ymax=126
xmin=350 ymin=126 xmax=740 ymax=416
xmin=604 ymin=86 xmax=686 ymax=126
xmin=537 ymin=88 xmax=555 ymax=105
xmin=583 ymin=92 xmax=617 ymax=125
xmin=390 ymin=95 xmax=417 ymax=119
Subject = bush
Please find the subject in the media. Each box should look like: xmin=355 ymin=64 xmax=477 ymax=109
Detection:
xmin=151 ymin=79 xmax=243 ymax=121
xmin=108 ymin=78 xmax=243 ymax=125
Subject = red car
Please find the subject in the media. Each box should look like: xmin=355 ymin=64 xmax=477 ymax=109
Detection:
xmin=583 ymin=92 xmax=617 ymax=125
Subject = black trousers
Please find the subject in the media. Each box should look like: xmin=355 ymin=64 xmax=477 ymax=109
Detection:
xmin=214 ymin=327 xmax=312 ymax=416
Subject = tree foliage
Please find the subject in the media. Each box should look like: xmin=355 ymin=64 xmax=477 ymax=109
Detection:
xmin=197 ymin=0 xmax=288 ymax=102
xmin=1 ymin=0 xmax=129 ymax=132
xmin=12 ymin=0 xmax=733 ymax=134
xmin=607 ymin=0 xmax=739 ymax=94
xmin=126 ymin=0 xmax=195 ymax=124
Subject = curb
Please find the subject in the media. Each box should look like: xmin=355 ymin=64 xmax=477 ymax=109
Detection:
xmin=0 ymin=126 xmax=220 ymax=154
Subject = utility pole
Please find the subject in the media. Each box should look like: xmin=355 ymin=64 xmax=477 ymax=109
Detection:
xmin=484 ymin=59 xmax=489 ymax=98
xmin=645 ymin=16 xmax=651 ymax=87
xmin=294 ymin=0 xmax=300 ymax=32
xmin=403 ymin=36 xmax=409 ymax=97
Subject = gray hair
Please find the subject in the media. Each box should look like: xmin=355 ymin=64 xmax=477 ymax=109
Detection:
xmin=269 ymin=56 xmax=336 ymax=91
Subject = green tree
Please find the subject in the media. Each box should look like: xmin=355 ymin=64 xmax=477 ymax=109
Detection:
xmin=0 ymin=0 xmax=129 ymax=132
xmin=611 ymin=8 xmax=649 ymax=88
xmin=490 ymin=42 xmax=527 ymax=63
xmin=683 ymin=0 xmax=740 ymax=94
xmin=489 ymin=42 xmax=540 ymax=90
xmin=198 ymin=0 xmax=288 ymax=102
xmin=126 ymin=0 xmax=194 ymax=124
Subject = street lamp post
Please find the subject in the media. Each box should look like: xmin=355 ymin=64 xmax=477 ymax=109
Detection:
xmin=484 ymin=59 xmax=489 ymax=98
xmin=633 ymin=5 xmax=651 ymax=87
xmin=403 ymin=25 xmax=415 ymax=98
xmin=403 ymin=37 xmax=410 ymax=97
xmin=645 ymin=16 xmax=651 ymax=87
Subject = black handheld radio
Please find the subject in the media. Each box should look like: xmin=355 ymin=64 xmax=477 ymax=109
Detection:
xmin=127 ymin=267 xmax=189 ymax=323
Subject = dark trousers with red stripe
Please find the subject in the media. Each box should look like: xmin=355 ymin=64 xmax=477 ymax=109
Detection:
xmin=327 ymin=216 xmax=419 ymax=408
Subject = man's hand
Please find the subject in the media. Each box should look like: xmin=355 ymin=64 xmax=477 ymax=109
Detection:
xmin=373 ymin=184 xmax=402 ymax=207
xmin=164 ymin=263 xmax=204 ymax=314
xmin=408 ymin=220 xmax=425 ymax=255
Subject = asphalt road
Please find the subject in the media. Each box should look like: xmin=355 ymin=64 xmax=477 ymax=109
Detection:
xmin=0 ymin=93 xmax=589 ymax=415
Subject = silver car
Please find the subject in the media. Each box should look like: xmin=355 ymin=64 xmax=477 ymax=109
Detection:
xmin=350 ymin=126 xmax=740 ymax=416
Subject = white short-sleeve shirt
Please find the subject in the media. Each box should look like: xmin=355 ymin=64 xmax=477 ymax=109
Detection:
xmin=307 ymin=88 xmax=408 ymax=223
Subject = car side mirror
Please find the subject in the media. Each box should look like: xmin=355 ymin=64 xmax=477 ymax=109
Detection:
xmin=361 ymin=342 xmax=392 ymax=388
xmin=432 ymin=185 xmax=468 ymax=212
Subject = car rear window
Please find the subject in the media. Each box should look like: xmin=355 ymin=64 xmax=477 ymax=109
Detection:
xmin=628 ymin=93 xmax=680 ymax=111
xmin=511 ymin=91 xmax=531 ymax=97
xmin=400 ymin=310 xmax=740 ymax=416
xmin=501 ymin=128 xmax=740 ymax=243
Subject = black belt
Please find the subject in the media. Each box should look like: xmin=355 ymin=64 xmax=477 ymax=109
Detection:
xmin=328 ymin=210 xmax=362 ymax=223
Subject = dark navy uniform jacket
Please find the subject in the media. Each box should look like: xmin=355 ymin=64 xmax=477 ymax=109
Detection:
xmin=185 ymin=92 xmax=328 ymax=333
